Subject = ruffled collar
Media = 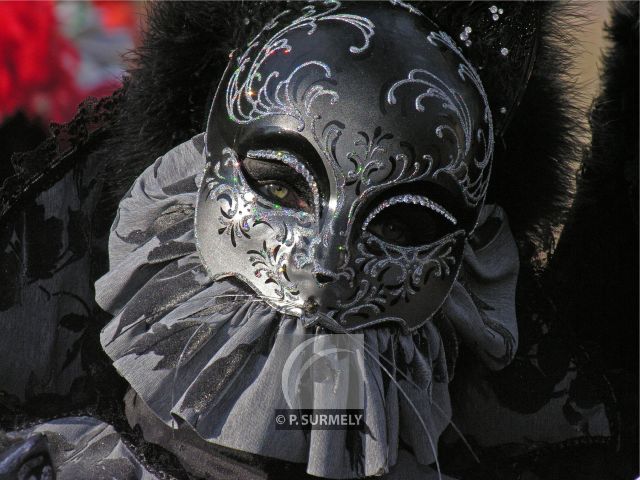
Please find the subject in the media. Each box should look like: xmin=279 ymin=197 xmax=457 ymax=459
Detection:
xmin=96 ymin=134 xmax=518 ymax=479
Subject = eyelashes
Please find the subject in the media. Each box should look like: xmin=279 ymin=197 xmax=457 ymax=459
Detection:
xmin=361 ymin=194 xmax=457 ymax=232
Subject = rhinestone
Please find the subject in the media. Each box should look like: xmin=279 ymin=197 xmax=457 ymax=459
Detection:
xmin=489 ymin=5 xmax=498 ymax=13
xmin=362 ymin=194 xmax=457 ymax=230
xmin=500 ymin=47 xmax=509 ymax=56
xmin=465 ymin=40 xmax=472 ymax=47
xmin=498 ymin=8 xmax=504 ymax=14
xmin=500 ymin=107 xmax=507 ymax=114
xmin=492 ymin=13 xmax=500 ymax=21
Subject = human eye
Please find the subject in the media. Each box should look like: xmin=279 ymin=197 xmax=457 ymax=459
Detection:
xmin=255 ymin=181 xmax=310 ymax=211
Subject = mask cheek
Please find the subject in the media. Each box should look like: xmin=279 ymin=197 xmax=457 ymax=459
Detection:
xmin=376 ymin=263 xmax=407 ymax=289
xmin=327 ymin=232 xmax=466 ymax=330
xmin=197 ymin=152 xmax=300 ymax=307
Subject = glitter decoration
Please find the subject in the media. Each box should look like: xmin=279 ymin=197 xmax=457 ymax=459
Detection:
xmin=246 ymin=149 xmax=321 ymax=218
xmin=387 ymin=31 xmax=495 ymax=209
xmin=459 ymin=25 xmax=472 ymax=42
xmin=388 ymin=0 xmax=423 ymax=16
xmin=202 ymin=147 xmax=313 ymax=303
xmin=198 ymin=9 xmax=496 ymax=332
xmin=226 ymin=1 xmax=375 ymax=130
xmin=345 ymin=130 xmax=390 ymax=195
xmin=362 ymin=194 xmax=457 ymax=231
xmin=490 ymin=5 xmax=504 ymax=22
xmin=341 ymin=228 xmax=464 ymax=318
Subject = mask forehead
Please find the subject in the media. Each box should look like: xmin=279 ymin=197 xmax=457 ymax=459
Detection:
xmin=199 ymin=1 xmax=494 ymax=331
xmin=213 ymin=2 xmax=491 ymax=223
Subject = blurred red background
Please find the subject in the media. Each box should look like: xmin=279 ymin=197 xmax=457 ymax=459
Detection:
xmin=0 ymin=0 xmax=143 ymax=125
xmin=0 ymin=1 xmax=611 ymax=146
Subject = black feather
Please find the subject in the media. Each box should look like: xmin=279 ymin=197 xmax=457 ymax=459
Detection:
xmin=550 ymin=1 xmax=639 ymax=369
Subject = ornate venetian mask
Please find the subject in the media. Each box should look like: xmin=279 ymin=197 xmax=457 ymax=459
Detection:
xmin=195 ymin=1 xmax=494 ymax=332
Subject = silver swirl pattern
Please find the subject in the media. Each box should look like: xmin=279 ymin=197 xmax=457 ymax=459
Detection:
xmin=226 ymin=1 xmax=375 ymax=130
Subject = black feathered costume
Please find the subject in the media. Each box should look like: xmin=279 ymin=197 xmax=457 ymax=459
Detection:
xmin=0 ymin=2 xmax=637 ymax=479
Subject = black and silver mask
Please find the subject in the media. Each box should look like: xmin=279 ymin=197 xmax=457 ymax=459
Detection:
xmin=195 ymin=1 xmax=494 ymax=332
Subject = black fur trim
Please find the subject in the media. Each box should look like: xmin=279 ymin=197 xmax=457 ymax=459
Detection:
xmin=487 ymin=3 xmax=585 ymax=260
xmin=551 ymin=2 xmax=639 ymax=369
xmin=97 ymin=2 xmax=288 ymax=218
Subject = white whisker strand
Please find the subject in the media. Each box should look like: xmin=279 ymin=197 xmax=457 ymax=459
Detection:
xmin=353 ymin=333 xmax=480 ymax=465
xmin=171 ymin=320 xmax=209 ymax=433
xmin=105 ymin=293 xmax=270 ymax=343
xmin=301 ymin=307 xmax=479 ymax=465
xmin=309 ymin=310 xmax=442 ymax=480
xmin=161 ymin=290 xmax=476 ymax=477
xmin=169 ymin=294 xmax=274 ymax=431
xmin=105 ymin=314 xmax=148 ymax=345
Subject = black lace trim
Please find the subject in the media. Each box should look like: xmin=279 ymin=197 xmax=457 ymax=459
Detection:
xmin=0 ymin=89 xmax=123 ymax=222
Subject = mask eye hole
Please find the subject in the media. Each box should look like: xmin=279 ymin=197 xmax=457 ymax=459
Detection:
xmin=364 ymin=196 xmax=457 ymax=247
xmin=240 ymin=152 xmax=316 ymax=213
